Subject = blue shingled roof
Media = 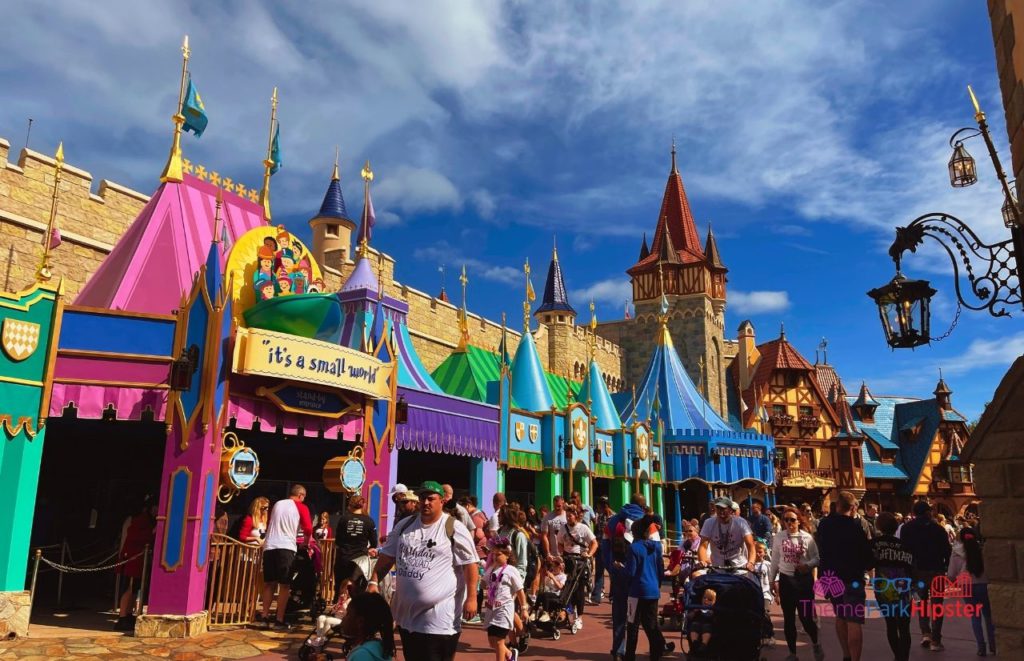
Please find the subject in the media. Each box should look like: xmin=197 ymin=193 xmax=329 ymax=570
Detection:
xmin=317 ymin=176 xmax=350 ymax=220
xmin=943 ymin=409 xmax=966 ymax=422
xmin=892 ymin=399 xmax=945 ymax=496
xmin=536 ymin=251 xmax=575 ymax=315
xmin=862 ymin=426 xmax=898 ymax=451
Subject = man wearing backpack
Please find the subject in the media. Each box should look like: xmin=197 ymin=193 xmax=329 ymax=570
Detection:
xmin=369 ymin=481 xmax=479 ymax=661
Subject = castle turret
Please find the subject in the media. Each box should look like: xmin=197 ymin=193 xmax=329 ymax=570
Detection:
xmin=535 ymin=242 xmax=576 ymax=376
xmin=934 ymin=372 xmax=953 ymax=411
xmin=852 ymin=382 xmax=880 ymax=423
xmin=309 ymin=158 xmax=356 ymax=270
xmin=510 ymin=331 xmax=554 ymax=412
xmin=737 ymin=320 xmax=759 ymax=392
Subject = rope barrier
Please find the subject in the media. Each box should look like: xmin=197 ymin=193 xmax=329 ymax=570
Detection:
xmin=38 ymin=549 xmax=141 ymax=574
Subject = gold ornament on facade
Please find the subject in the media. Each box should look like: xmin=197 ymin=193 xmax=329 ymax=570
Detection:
xmin=529 ymin=424 xmax=539 ymax=443
xmin=573 ymin=416 xmax=588 ymax=450
xmin=636 ymin=430 xmax=649 ymax=460
xmin=515 ymin=420 xmax=525 ymax=441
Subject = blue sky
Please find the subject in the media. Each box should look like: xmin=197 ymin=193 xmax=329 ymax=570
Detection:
xmin=2 ymin=1 xmax=1018 ymax=421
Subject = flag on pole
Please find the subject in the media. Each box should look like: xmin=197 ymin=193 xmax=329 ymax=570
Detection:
xmin=269 ymin=123 xmax=281 ymax=174
xmin=526 ymin=273 xmax=535 ymax=302
xmin=181 ymin=76 xmax=208 ymax=137
xmin=359 ymin=178 xmax=376 ymax=245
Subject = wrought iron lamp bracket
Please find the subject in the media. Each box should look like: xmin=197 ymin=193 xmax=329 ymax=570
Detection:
xmin=889 ymin=212 xmax=1021 ymax=317
xmin=948 ymin=126 xmax=983 ymax=148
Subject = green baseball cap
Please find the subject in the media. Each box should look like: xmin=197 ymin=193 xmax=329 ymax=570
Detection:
xmin=417 ymin=480 xmax=444 ymax=497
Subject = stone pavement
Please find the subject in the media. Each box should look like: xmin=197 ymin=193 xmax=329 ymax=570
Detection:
xmin=0 ymin=588 xmax=988 ymax=659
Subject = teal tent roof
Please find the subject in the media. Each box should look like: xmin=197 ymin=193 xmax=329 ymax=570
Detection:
xmin=510 ymin=331 xmax=554 ymax=412
xmin=578 ymin=359 xmax=620 ymax=430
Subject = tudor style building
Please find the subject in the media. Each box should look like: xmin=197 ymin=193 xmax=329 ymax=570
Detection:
xmin=730 ymin=322 xmax=865 ymax=507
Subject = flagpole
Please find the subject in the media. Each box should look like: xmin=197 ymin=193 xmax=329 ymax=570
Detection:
xmin=359 ymin=160 xmax=374 ymax=258
xmin=160 ymin=35 xmax=190 ymax=184
xmin=258 ymin=87 xmax=278 ymax=223
xmin=37 ymin=142 xmax=64 ymax=282
xmin=523 ymin=258 xmax=532 ymax=333
xmin=458 ymin=265 xmax=469 ymax=349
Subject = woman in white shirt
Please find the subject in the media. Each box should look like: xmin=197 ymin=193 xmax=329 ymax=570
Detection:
xmin=769 ymin=506 xmax=824 ymax=661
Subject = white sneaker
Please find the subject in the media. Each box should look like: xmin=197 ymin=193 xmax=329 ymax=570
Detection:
xmin=930 ymin=641 xmax=945 ymax=652
xmin=509 ymin=649 xmax=519 ymax=661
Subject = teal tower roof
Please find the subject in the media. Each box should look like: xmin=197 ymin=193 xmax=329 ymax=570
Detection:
xmin=510 ymin=331 xmax=554 ymax=412
xmin=578 ymin=359 xmax=620 ymax=430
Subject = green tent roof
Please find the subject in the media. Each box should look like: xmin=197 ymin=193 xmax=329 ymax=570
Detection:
xmin=432 ymin=344 xmax=580 ymax=408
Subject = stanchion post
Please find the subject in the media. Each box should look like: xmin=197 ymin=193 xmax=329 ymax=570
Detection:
xmin=135 ymin=545 xmax=151 ymax=618
xmin=56 ymin=538 xmax=67 ymax=608
xmin=29 ymin=549 xmax=42 ymax=616
xmin=113 ymin=570 xmax=122 ymax=614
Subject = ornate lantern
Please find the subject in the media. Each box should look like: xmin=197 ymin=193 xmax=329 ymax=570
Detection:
xmin=629 ymin=450 xmax=641 ymax=471
xmin=652 ymin=453 xmax=661 ymax=473
xmin=1002 ymin=188 xmax=1020 ymax=228
xmin=169 ymin=344 xmax=199 ymax=391
xmin=948 ymin=142 xmax=977 ymax=188
xmin=593 ymin=445 xmax=602 ymax=465
xmin=867 ymin=274 xmax=936 ymax=349
xmin=395 ymin=394 xmax=409 ymax=425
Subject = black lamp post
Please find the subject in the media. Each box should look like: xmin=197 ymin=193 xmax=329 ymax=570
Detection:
xmin=870 ymin=87 xmax=1024 ymax=347
xmin=628 ymin=449 xmax=641 ymax=493
xmin=592 ymin=444 xmax=601 ymax=466
xmin=169 ymin=344 xmax=200 ymax=391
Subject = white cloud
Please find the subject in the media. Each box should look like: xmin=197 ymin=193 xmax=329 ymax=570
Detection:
xmin=730 ymin=290 xmax=791 ymax=315
xmin=413 ymin=242 xmax=521 ymax=287
xmin=374 ymin=166 xmax=461 ymax=215
xmin=571 ymin=278 xmax=632 ymax=309
xmin=774 ymin=224 xmax=812 ymax=237
xmin=940 ymin=332 xmax=1024 ymax=376
xmin=470 ymin=189 xmax=497 ymax=218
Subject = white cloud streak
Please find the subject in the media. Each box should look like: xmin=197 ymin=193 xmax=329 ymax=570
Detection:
xmin=729 ymin=290 xmax=791 ymax=315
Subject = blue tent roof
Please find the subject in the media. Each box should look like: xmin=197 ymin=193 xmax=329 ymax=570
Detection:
xmin=535 ymin=249 xmax=575 ymax=316
xmin=619 ymin=321 xmax=732 ymax=432
xmin=510 ymin=331 xmax=554 ymax=412
xmin=577 ymin=359 xmax=620 ymax=430
xmin=317 ymin=169 xmax=350 ymax=220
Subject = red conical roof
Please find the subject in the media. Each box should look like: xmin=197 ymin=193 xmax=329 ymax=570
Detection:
xmin=630 ymin=151 xmax=705 ymax=272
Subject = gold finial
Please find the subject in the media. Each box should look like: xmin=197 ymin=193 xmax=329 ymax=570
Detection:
xmin=671 ymin=135 xmax=678 ymax=173
xmin=361 ymin=160 xmax=374 ymax=182
xmin=375 ymin=250 xmax=385 ymax=299
xmin=332 ymin=146 xmax=340 ymax=181
xmin=212 ymin=187 xmax=224 ymax=244
xmin=457 ymin=264 xmax=470 ymax=349
xmin=37 ymin=141 xmax=65 ymax=281
xmin=553 ymin=235 xmax=558 ymax=260
xmin=968 ymin=84 xmax=984 ymax=121
xmin=698 ymin=356 xmax=707 ymax=397
xmin=259 ymin=87 xmax=278 ymax=222
xmin=160 ymin=35 xmax=191 ymax=183
xmin=357 ymin=159 xmax=374 ymax=256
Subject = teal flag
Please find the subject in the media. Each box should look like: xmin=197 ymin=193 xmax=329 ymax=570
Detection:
xmin=181 ymin=76 xmax=208 ymax=137
xmin=269 ymin=123 xmax=281 ymax=174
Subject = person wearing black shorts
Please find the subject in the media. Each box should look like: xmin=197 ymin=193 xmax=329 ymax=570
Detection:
xmin=334 ymin=495 xmax=378 ymax=602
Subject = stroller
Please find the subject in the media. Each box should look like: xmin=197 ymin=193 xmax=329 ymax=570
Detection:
xmin=297 ymin=602 xmax=353 ymax=661
xmin=288 ymin=544 xmax=327 ymax=620
xmin=682 ymin=569 xmax=773 ymax=661
xmin=660 ymin=549 xmax=698 ymax=628
xmin=528 ymin=555 xmax=590 ymax=640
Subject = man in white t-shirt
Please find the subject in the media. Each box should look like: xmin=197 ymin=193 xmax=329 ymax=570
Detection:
xmin=259 ymin=484 xmax=314 ymax=630
xmin=558 ymin=507 xmax=598 ymax=623
xmin=486 ymin=492 xmax=506 ymax=538
xmin=698 ymin=496 xmax=756 ymax=571
xmin=370 ymin=480 xmax=479 ymax=661
xmin=540 ymin=495 xmax=568 ymax=559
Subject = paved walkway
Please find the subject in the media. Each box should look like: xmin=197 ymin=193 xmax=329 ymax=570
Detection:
xmin=2 ymin=590 xmax=987 ymax=659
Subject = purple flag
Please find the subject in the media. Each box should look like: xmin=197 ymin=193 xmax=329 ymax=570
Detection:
xmin=359 ymin=185 xmax=376 ymax=245
xmin=48 ymin=227 xmax=62 ymax=250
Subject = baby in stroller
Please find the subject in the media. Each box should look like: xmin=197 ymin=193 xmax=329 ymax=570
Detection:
xmin=528 ymin=557 xmax=584 ymax=639
xmin=685 ymin=588 xmax=716 ymax=654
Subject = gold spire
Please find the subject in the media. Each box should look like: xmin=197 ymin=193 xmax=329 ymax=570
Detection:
xmin=698 ymin=356 xmax=706 ymax=397
xmin=160 ymin=35 xmax=191 ymax=183
xmin=36 ymin=142 xmax=64 ymax=281
xmin=357 ymin=160 xmax=374 ymax=258
xmin=212 ymin=187 xmax=224 ymax=244
xmin=968 ymin=84 xmax=984 ymax=122
xmin=553 ymin=235 xmax=558 ymax=261
xmin=258 ymin=87 xmax=278 ymax=222
xmin=457 ymin=264 xmax=470 ymax=350
xmin=523 ymin=257 xmax=535 ymax=333
xmin=332 ymin=146 xmax=340 ymax=181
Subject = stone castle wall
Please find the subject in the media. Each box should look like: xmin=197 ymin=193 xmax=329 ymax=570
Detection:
xmin=0 ymin=138 xmax=148 ymax=297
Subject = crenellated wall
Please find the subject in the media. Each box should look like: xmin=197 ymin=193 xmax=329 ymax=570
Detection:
xmin=0 ymin=138 xmax=149 ymax=297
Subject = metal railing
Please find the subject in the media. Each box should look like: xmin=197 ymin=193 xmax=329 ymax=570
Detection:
xmin=205 ymin=534 xmax=264 ymax=628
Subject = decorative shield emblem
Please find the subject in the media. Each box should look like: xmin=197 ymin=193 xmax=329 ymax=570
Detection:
xmin=2 ymin=318 xmax=40 ymax=361
xmin=515 ymin=421 xmax=525 ymax=441
xmin=572 ymin=416 xmax=588 ymax=449
xmin=529 ymin=424 xmax=539 ymax=443
xmin=604 ymin=440 xmax=612 ymax=455
xmin=636 ymin=431 xmax=649 ymax=460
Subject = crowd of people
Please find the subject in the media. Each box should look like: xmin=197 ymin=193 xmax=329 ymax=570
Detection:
xmin=217 ymin=482 xmax=993 ymax=661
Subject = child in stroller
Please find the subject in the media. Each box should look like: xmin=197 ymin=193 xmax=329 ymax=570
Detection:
xmin=299 ymin=592 xmax=395 ymax=661
xmin=528 ymin=557 xmax=586 ymax=639
xmin=682 ymin=569 xmax=773 ymax=661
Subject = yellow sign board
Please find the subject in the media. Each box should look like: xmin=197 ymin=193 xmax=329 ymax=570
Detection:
xmin=233 ymin=327 xmax=390 ymax=400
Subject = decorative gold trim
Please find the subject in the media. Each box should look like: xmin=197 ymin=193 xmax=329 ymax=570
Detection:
xmin=0 ymin=280 xmax=61 ymax=307
xmin=160 ymin=466 xmax=192 ymax=573
xmin=51 ymin=377 xmax=170 ymax=390
xmin=38 ymin=281 xmax=65 ymax=425
xmin=57 ymin=348 xmax=174 ymax=362
xmin=0 ymin=415 xmax=39 ymax=439
xmin=63 ymin=304 xmax=177 ymax=321
xmin=255 ymin=382 xmax=359 ymax=419
xmin=0 ymin=374 xmax=44 ymax=387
